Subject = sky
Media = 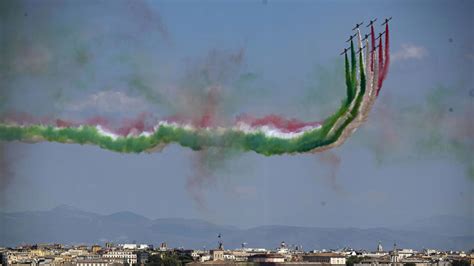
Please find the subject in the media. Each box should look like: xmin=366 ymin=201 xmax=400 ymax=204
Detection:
xmin=0 ymin=0 xmax=473 ymax=229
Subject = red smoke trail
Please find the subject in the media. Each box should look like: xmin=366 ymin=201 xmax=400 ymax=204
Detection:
xmin=370 ymin=25 xmax=375 ymax=71
xmin=377 ymin=23 xmax=390 ymax=96
xmin=55 ymin=119 xmax=78 ymax=128
xmin=377 ymin=37 xmax=384 ymax=90
xmin=84 ymin=116 xmax=110 ymax=127
xmin=381 ymin=24 xmax=390 ymax=83
xmin=0 ymin=111 xmax=52 ymax=125
xmin=186 ymin=149 xmax=215 ymax=211
xmin=186 ymin=147 xmax=237 ymax=211
xmin=318 ymin=152 xmax=343 ymax=193
xmin=186 ymin=87 xmax=222 ymax=210
xmin=116 ymin=113 xmax=154 ymax=136
xmin=164 ymin=87 xmax=221 ymax=129
xmin=196 ymin=87 xmax=219 ymax=128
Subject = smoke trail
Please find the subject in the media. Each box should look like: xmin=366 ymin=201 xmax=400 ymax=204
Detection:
xmin=187 ymin=147 xmax=240 ymax=210
xmin=370 ymin=25 xmax=375 ymax=72
xmin=350 ymin=40 xmax=357 ymax=97
xmin=0 ymin=22 xmax=391 ymax=156
xmin=185 ymin=86 xmax=221 ymax=209
xmin=380 ymin=23 xmax=390 ymax=87
xmin=345 ymin=52 xmax=353 ymax=104
xmin=377 ymin=23 xmax=390 ymax=95
xmin=175 ymin=49 xmax=248 ymax=207
xmin=377 ymin=37 xmax=384 ymax=90
xmin=127 ymin=0 xmax=170 ymax=42
xmin=318 ymin=152 xmax=343 ymax=193
xmin=187 ymin=149 xmax=215 ymax=211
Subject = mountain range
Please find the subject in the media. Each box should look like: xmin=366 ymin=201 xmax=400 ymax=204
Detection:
xmin=1 ymin=205 xmax=472 ymax=250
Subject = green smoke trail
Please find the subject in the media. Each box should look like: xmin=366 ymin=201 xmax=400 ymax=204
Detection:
xmin=350 ymin=40 xmax=357 ymax=100
xmin=345 ymin=52 xmax=352 ymax=105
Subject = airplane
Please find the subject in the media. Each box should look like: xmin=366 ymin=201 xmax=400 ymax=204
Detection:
xmin=352 ymin=21 xmax=364 ymax=30
xmin=375 ymin=31 xmax=386 ymax=40
xmin=372 ymin=44 xmax=379 ymax=52
xmin=346 ymin=33 xmax=357 ymax=43
xmin=366 ymin=18 xmax=377 ymax=27
xmin=340 ymin=47 xmax=349 ymax=55
xmin=357 ymin=46 xmax=366 ymax=54
xmin=362 ymin=33 xmax=371 ymax=41
xmin=381 ymin=17 xmax=392 ymax=25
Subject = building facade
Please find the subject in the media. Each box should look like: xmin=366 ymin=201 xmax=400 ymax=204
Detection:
xmin=102 ymin=251 xmax=137 ymax=265
xmin=303 ymin=253 xmax=346 ymax=264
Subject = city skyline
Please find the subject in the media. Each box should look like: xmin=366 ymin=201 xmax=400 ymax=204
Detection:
xmin=1 ymin=240 xmax=472 ymax=266
xmin=1 ymin=205 xmax=472 ymax=250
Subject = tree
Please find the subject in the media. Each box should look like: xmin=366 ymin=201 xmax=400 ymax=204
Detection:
xmin=346 ymin=256 xmax=363 ymax=266
xmin=146 ymin=252 xmax=192 ymax=266
xmin=452 ymin=260 xmax=469 ymax=266
xmin=161 ymin=254 xmax=182 ymax=266
xmin=176 ymin=253 xmax=194 ymax=265
xmin=146 ymin=254 xmax=164 ymax=266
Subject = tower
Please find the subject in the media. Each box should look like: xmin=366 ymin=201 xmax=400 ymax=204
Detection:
xmin=390 ymin=242 xmax=400 ymax=264
xmin=211 ymin=233 xmax=225 ymax=261
xmin=377 ymin=241 xmax=383 ymax=252
xmin=218 ymin=233 xmax=223 ymax=250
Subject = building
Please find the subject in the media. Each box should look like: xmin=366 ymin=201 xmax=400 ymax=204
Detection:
xmin=223 ymin=253 xmax=235 ymax=261
xmin=159 ymin=243 xmax=168 ymax=252
xmin=199 ymin=254 xmax=211 ymax=262
xmin=371 ymin=241 xmax=389 ymax=258
xmin=210 ymin=250 xmax=224 ymax=261
xmin=228 ymin=250 xmax=249 ymax=262
xmin=377 ymin=242 xmax=383 ymax=253
xmin=210 ymin=235 xmax=225 ymax=261
xmin=36 ymin=244 xmax=62 ymax=250
xmin=120 ymin=244 xmax=152 ymax=250
xmin=0 ymin=251 xmax=5 ymax=266
xmin=92 ymin=245 xmax=102 ymax=254
xmin=5 ymin=250 xmax=32 ymax=265
xmin=248 ymin=254 xmax=285 ymax=263
xmin=303 ymin=253 xmax=346 ymax=264
xmin=276 ymin=242 xmax=290 ymax=254
xmin=76 ymin=259 xmax=111 ymax=266
xmin=136 ymin=251 xmax=149 ymax=265
xmin=191 ymin=250 xmax=210 ymax=262
xmin=103 ymin=250 xmax=137 ymax=264
xmin=390 ymin=246 xmax=401 ymax=265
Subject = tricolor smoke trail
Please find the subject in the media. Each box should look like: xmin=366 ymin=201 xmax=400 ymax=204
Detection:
xmin=0 ymin=22 xmax=390 ymax=156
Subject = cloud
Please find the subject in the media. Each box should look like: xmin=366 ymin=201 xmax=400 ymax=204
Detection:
xmin=465 ymin=53 xmax=474 ymax=61
xmin=392 ymin=44 xmax=428 ymax=62
xmin=66 ymin=91 xmax=149 ymax=113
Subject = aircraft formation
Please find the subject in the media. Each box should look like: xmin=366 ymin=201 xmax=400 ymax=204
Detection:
xmin=341 ymin=17 xmax=392 ymax=55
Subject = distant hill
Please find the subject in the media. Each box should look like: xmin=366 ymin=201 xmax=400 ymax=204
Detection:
xmin=393 ymin=214 xmax=473 ymax=237
xmin=0 ymin=206 xmax=472 ymax=250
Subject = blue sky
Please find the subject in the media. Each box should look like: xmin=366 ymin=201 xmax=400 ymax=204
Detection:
xmin=0 ymin=0 xmax=472 ymax=229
